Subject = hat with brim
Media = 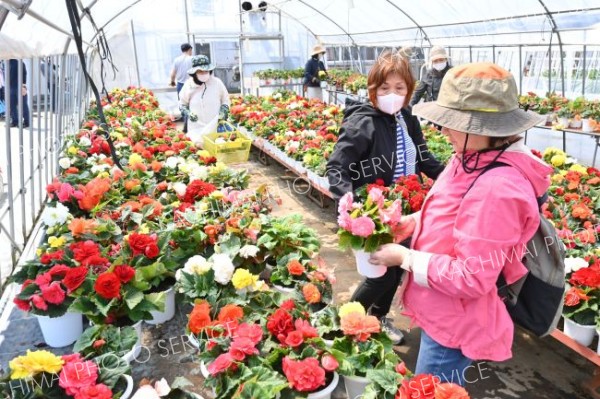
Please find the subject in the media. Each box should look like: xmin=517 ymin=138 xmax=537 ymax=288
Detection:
xmin=413 ymin=62 xmax=543 ymax=137
xmin=311 ymin=44 xmax=326 ymax=56
xmin=187 ymin=55 xmax=215 ymax=74
xmin=429 ymin=46 xmax=450 ymax=62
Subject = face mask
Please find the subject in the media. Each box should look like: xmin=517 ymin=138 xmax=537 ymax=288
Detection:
xmin=432 ymin=61 xmax=447 ymax=71
xmin=196 ymin=73 xmax=210 ymax=82
xmin=377 ymin=93 xmax=405 ymax=115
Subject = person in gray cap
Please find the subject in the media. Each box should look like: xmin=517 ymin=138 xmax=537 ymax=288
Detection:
xmin=409 ymin=46 xmax=452 ymax=108
xmin=179 ymin=55 xmax=230 ymax=142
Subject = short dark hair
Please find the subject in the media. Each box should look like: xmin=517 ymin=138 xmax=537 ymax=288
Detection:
xmin=181 ymin=43 xmax=192 ymax=52
xmin=367 ymin=50 xmax=415 ymax=109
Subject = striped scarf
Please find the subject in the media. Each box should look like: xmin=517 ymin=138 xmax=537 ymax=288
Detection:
xmin=393 ymin=112 xmax=417 ymax=181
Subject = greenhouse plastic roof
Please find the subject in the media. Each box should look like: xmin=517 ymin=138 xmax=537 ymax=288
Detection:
xmin=1 ymin=0 xmax=600 ymax=57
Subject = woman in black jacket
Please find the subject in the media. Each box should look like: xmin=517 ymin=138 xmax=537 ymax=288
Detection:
xmin=303 ymin=44 xmax=327 ymax=100
xmin=327 ymin=50 xmax=445 ymax=344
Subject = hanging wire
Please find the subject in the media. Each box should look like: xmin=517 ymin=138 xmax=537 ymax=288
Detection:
xmin=65 ymin=0 xmax=123 ymax=169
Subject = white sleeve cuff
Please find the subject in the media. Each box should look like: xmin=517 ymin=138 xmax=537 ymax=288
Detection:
xmin=411 ymin=250 xmax=432 ymax=288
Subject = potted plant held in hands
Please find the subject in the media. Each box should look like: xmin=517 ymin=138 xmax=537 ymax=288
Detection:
xmin=337 ymin=185 xmax=404 ymax=278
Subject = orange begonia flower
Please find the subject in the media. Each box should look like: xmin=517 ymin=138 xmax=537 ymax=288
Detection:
xmin=68 ymin=218 xmax=98 ymax=237
xmin=302 ymin=283 xmax=321 ymax=304
xmin=340 ymin=311 xmax=381 ymax=342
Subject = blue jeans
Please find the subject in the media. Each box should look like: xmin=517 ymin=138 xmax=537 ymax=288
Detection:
xmin=10 ymin=89 xmax=29 ymax=126
xmin=415 ymin=330 xmax=473 ymax=386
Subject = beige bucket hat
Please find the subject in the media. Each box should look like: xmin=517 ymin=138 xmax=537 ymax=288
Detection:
xmin=311 ymin=44 xmax=326 ymax=56
xmin=413 ymin=62 xmax=543 ymax=137
xmin=429 ymin=46 xmax=449 ymax=62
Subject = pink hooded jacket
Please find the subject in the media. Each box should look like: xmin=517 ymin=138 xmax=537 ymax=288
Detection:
xmin=403 ymin=141 xmax=553 ymax=361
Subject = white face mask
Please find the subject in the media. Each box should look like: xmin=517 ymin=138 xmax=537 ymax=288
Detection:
xmin=432 ymin=61 xmax=447 ymax=71
xmin=377 ymin=93 xmax=405 ymax=115
xmin=196 ymin=73 xmax=210 ymax=82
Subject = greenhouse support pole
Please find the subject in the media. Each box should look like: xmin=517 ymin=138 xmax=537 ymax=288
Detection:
xmin=582 ymin=45 xmax=587 ymax=96
xmin=518 ymin=45 xmax=523 ymax=94
xmin=492 ymin=45 xmax=496 ymax=63
xmin=469 ymin=46 xmax=472 ymax=63
xmin=3 ymin=60 xmax=17 ymax=266
xmin=184 ymin=0 xmax=192 ymax=48
xmin=548 ymin=35 xmax=552 ymax=92
xmin=130 ymin=20 xmax=141 ymax=87
xmin=17 ymin=60 xmax=26 ymax=242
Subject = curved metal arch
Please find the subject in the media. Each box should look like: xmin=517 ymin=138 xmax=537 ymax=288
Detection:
xmin=384 ymin=0 xmax=431 ymax=47
xmin=537 ymin=0 xmax=565 ymax=95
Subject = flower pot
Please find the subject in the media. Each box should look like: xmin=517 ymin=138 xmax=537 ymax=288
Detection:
xmin=122 ymin=321 xmax=143 ymax=363
xmin=547 ymin=113 xmax=556 ymax=124
xmin=188 ymin=332 xmax=200 ymax=349
xmin=273 ymin=284 xmax=296 ymax=297
xmin=36 ymin=312 xmax=83 ymax=348
xmin=307 ymin=372 xmax=339 ymax=399
xmin=146 ymin=287 xmax=176 ymax=325
xmin=119 ymin=375 xmax=134 ymax=399
xmin=343 ymin=374 xmax=370 ymax=399
xmin=353 ymin=249 xmax=386 ymax=278
xmin=320 ymin=81 xmax=328 ymax=89
xmin=358 ymin=89 xmax=367 ymax=97
xmin=558 ymin=117 xmax=570 ymax=127
xmin=582 ymin=118 xmax=594 ymax=132
xmin=563 ymin=318 xmax=596 ymax=346
xmin=569 ymin=119 xmax=582 ymax=129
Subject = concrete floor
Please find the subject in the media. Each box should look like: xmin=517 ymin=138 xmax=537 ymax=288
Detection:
xmin=0 ymin=134 xmax=598 ymax=398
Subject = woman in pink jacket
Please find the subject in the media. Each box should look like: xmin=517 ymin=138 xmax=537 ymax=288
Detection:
xmin=368 ymin=63 xmax=553 ymax=385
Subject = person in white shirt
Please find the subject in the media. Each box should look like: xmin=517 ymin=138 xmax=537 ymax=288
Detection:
xmin=170 ymin=43 xmax=193 ymax=132
xmin=179 ymin=55 xmax=230 ymax=142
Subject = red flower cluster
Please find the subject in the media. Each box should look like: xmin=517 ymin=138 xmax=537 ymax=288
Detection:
xmin=266 ymin=305 xmax=318 ymax=346
xmin=391 ymin=174 xmax=433 ymax=214
xmin=94 ymin=272 xmax=121 ymax=299
xmin=569 ymin=260 xmax=600 ymax=288
xmin=14 ymin=264 xmax=88 ymax=312
xmin=282 ymin=357 xmax=326 ymax=393
xmin=182 ymin=179 xmax=217 ymax=204
xmin=207 ymin=322 xmax=263 ymax=376
xmin=128 ymin=233 xmax=159 ymax=259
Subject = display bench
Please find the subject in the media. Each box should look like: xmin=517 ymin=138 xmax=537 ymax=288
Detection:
xmin=323 ymin=87 xmax=368 ymax=105
xmin=237 ymin=127 xmax=334 ymax=208
xmin=524 ymin=124 xmax=600 ymax=167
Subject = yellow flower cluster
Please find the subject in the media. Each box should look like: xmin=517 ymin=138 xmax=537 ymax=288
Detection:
xmin=47 ymin=236 xmax=66 ymax=248
xmin=9 ymin=350 xmax=64 ymax=380
xmin=231 ymin=269 xmax=258 ymax=290
xmin=128 ymin=153 xmax=144 ymax=166
xmin=339 ymin=302 xmax=366 ymax=318
xmin=550 ymin=154 xmax=566 ymax=168
xmin=569 ymin=164 xmax=588 ymax=175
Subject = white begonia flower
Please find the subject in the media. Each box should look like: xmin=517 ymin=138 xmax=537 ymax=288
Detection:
xmin=42 ymin=203 xmax=71 ymax=227
xmin=287 ymin=102 xmax=299 ymax=110
xmin=130 ymin=385 xmax=161 ymax=399
xmin=273 ymin=92 xmax=282 ymax=99
xmin=239 ymin=245 xmax=260 ymax=259
xmin=285 ymin=130 xmax=295 ymax=137
xmin=211 ymin=253 xmax=235 ymax=285
xmin=173 ymin=182 xmax=187 ymax=197
xmin=79 ymin=136 xmax=92 ymax=146
xmin=58 ymin=158 xmax=71 ymax=169
xmin=153 ymin=378 xmax=171 ymax=396
xmin=183 ymin=255 xmax=212 ymax=275
xmin=165 ymin=156 xmax=183 ymax=169
xmin=189 ymin=165 xmax=208 ymax=181
xmin=91 ymin=164 xmax=111 ymax=174
xmin=116 ymin=142 xmax=129 ymax=148
xmin=564 ymin=257 xmax=589 ymax=274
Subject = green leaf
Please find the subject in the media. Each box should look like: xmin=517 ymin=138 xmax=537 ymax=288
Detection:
xmin=124 ymin=288 xmax=145 ymax=310
xmin=95 ymin=353 xmax=131 ymax=389
xmin=145 ymin=291 xmax=167 ymax=312
xmin=350 ymin=234 xmax=364 ymax=250
xmin=73 ymin=325 xmax=103 ymax=353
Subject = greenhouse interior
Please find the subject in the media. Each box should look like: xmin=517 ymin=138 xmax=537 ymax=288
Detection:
xmin=1 ymin=0 xmax=600 ymax=398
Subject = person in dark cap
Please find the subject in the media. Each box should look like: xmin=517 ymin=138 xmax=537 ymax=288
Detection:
xmin=179 ymin=55 xmax=230 ymax=143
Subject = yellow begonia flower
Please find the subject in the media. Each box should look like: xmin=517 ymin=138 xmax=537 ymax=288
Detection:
xmin=543 ymin=147 xmax=564 ymax=158
xmin=9 ymin=350 xmax=64 ymax=380
xmin=231 ymin=269 xmax=258 ymax=290
xmin=36 ymin=249 xmax=43 ymax=257
xmin=339 ymin=302 xmax=366 ymax=318
xmin=67 ymin=146 xmax=78 ymax=155
xmin=551 ymin=174 xmax=564 ymax=184
xmin=197 ymin=150 xmax=211 ymax=158
xmin=129 ymin=153 xmax=143 ymax=166
xmin=569 ymin=164 xmax=588 ymax=175
xmin=550 ymin=154 xmax=566 ymax=168
xmin=97 ymin=172 xmax=110 ymax=179
xmin=210 ymin=191 xmax=224 ymax=200
xmin=48 ymin=236 xmax=66 ymax=248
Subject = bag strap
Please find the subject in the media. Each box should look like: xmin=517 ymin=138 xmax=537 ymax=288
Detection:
xmin=465 ymin=161 xmax=546 ymax=210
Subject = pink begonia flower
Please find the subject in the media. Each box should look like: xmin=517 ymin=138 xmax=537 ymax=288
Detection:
xmin=57 ymin=183 xmax=75 ymax=202
xmin=367 ymin=187 xmax=385 ymax=208
xmin=338 ymin=192 xmax=354 ymax=214
xmin=351 ymin=216 xmax=375 ymax=237
xmin=337 ymin=212 xmax=352 ymax=231
xmin=379 ymin=199 xmax=403 ymax=225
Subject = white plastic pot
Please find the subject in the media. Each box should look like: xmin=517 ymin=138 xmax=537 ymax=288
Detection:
xmin=119 ymin=375 xmax=134 ymax=399
xmin=36 ymin=312 xmax=83 ymax=348
xmin=353 ymin=249 xmax=386 ymax=278
xmin=146 ymin=287 xmax=176 ymax=325
xmin=343 ymin=374 xmax=370 ymax=399
xmin=582 ymin=118 xmax=594 ymax=132
xmin=120 ymin=321 xmax=143 ymax=364
xmin=188 ymin=332 xmax=200 ymax=349
xmin=273 ymin=284 xmax=296 ymax=297
xmin=558 ymin=117 xmax=570 ymax=127
xmin=563 ymin=318 xmax=596 ymax=347
xmin=307 ymin=372 xmax=339 ymax=399
xmin=570 ymin=119 xmax=582 ymax=129
xmin=358 ymin=89 xmax=367 ymax=97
